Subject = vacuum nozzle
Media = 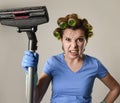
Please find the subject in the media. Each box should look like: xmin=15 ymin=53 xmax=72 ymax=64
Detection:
xmin=0 ymin=6 xmax=49 ymax=28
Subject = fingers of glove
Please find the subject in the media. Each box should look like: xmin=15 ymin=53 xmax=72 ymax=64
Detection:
xmin=22 ymin=50 xmax=39 ymax=69
xmin=22 ymin=57 xmax=37 ymax=68
xmin=33 ymin=52 xmax=39 ymax=63
xmin=25 ymin=50 xmax=39 ymax=63
xmin=25 ymin=50 xmax=39 ymax=62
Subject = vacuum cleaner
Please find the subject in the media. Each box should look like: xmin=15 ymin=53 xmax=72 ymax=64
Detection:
xmin=0 ymin=6 xmax=49 ymax=103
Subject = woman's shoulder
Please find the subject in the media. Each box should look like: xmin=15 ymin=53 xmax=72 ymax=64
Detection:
xmin=46 ymin=53 xmax=64 ymax=63
xmin=84 ymin=54 xmax=100 ymax=64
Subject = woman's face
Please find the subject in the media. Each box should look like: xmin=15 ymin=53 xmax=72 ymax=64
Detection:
xmin=61 ymin=28 xmax=87 ymax=59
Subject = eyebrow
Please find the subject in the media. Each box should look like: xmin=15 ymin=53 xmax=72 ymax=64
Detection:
xmin=65 ymin=36 xmax=85 ymax=38
xmin=78 ymin=35 xmax=85 ymax=37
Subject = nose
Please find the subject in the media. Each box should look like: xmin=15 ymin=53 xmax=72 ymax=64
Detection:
xmin=71 ymin=41 xmax=78 ymax=48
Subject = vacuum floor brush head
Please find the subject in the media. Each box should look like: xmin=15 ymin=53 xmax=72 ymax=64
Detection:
xmin=0 ymin=6 xmax=49 ymax=28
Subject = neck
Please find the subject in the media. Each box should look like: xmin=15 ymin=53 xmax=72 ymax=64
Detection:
xmin=64 ymin=53 xmax=84 ymax=72
xmin=64 ymin=53 xmax=84 ymax=64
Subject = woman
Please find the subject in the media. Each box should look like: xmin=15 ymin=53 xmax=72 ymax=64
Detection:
xmin=22 ymin=13 xmax=120 ymax=103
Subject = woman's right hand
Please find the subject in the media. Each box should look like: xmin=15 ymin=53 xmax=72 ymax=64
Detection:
xmin=21 ymin=50 xmax=39 ymax=74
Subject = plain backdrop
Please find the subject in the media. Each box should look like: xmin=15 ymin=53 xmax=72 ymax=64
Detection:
xmin=0 ymin=0 xmax=120 ymax=103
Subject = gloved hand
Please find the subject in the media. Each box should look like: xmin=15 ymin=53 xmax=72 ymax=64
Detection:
xmin=22 ymin=50 xmax=39 ymax=74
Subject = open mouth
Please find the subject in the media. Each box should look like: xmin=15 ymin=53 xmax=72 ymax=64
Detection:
xmin=69 ymin=50 xmax=79 ymax=56
xmin=70 ymin=50 xmax=77 ymax=53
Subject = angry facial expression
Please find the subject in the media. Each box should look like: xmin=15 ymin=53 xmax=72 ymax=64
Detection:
xmin=61 ymin=28 xmax=87 ymax=60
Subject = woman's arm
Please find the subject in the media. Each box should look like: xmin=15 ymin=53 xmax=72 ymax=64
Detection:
xmin=34 ymin=73 xmax=51 ymax=103
xmin=100 ymin=73 xmax=120 ymax=103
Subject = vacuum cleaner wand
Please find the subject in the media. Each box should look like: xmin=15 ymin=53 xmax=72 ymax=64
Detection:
xmin=0 ymin=6 xmax=49 ymax=103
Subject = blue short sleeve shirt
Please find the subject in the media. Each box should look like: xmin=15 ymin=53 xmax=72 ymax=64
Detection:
xmin=43 ymin=53 xmax=108 ymax=103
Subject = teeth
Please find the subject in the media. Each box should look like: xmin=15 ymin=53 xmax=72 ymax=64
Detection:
xmin=71 ymin=50 xmax=77 ymax=53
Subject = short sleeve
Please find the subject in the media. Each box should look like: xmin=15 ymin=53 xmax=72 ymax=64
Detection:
xmin=96 ymin=60 xmax=108 ymax=79
xmin=42 ymin=54 xmax=63 ymax=78
xmin=42 ymin=57 xmax=53 ymax=78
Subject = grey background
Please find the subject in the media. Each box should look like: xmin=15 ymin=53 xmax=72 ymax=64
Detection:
xmin=0 ymin=0 xmax=120 ymax=103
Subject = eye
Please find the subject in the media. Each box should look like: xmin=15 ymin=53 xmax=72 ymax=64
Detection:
xmin=77 ymin=38 xmax=85 ymax=42
xmin=65 ymin=37 xmax=71 ymax=42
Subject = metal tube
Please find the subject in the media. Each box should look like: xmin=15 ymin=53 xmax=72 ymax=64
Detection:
xmin=27 ymin=67 xmax=34 ymax=103
xmin=27 ymin=31 xmax=37 ymax=103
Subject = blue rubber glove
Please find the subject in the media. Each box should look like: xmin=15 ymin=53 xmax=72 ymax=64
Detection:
xmin=22 ymin=50 xmax=39 ymax=74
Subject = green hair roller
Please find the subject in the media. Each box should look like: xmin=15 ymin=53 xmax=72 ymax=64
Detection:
xmin=54 ymin=31 xmax=61 ymax=40
xmin=88 ymin=24 xmax=93 ymax=30
xmin=88 ymin=33 xmax=93 ymax=38
xmin=59 ymin=22 xmax=67 ymax=29
xmin=68 ymin=18 xmax=76 ymax=27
